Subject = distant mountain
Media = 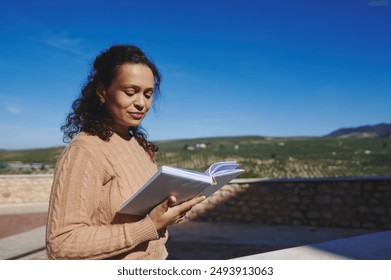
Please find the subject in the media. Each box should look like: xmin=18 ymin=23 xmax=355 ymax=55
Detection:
xmin=325 ymin=123 xmax=391 ymax=138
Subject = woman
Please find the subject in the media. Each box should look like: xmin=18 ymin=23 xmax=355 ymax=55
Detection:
xmin=46 ymin=45 xmax=205 ymax=260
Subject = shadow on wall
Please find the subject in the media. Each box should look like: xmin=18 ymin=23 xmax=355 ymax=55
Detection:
xmin=187 ymin=177 xmax=391 ymax=230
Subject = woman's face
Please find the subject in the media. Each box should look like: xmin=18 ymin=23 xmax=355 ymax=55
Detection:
xmin=97 ymin=63 xmax=154 ymax=137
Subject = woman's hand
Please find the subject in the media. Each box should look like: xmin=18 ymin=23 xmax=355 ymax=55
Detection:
xmin=148 ymin=195 xmax=206 ymax=231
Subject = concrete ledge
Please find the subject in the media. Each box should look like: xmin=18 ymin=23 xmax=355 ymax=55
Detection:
xmin=233 ymin=230 xmax=391 ymax=260
xmin=232 ymin=175 xmax=391 ymax=184
xmin=0 ymin=174 xmax=54 ymax=178
xmin=0 ymin=202 xmax=49 ymax=215
xmin=0 ymin=226 xmax=46 ymax=260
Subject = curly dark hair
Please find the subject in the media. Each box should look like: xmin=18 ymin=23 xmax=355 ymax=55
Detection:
xmin=61 ymin=44 xmax=162 ymax=161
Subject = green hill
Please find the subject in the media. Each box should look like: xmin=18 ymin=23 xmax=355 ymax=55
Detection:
xmin=0 ymin=146 xmax=64 ymax=174
xmin=1 ymin=136 xmax=390 ymax=178
xmin=156 ymin=136 xmax=391 ymax=178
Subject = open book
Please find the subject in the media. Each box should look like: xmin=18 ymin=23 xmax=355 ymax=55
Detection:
xmin=118 ymin=161 xmax=244 ymax=216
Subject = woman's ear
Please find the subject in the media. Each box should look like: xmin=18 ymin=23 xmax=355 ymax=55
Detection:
xmin=96 ymin=83 xmax=106 ymax=105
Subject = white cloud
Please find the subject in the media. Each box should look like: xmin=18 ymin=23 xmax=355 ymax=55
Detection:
xmin=33 ymin=31 xmax=90 ymax=59
xmin=0 ymin=94 xmax=23 ymax=115
xmin=6 ymin=104 xmax=22 ymax=114
xmin=368 ymin=0 xmax=389 ymax=6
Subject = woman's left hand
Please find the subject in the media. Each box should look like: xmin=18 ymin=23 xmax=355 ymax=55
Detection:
xmin=148 ymin=195 xmax=206 ymax=230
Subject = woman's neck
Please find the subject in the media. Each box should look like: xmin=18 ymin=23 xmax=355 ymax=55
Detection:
xmin=112 ymin=124 xmax=133 ymax=141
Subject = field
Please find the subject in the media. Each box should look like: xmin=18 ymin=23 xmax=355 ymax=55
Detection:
xmin=1 ymin=136 xmax=390 ymax=178
xmin=156 ymin=136 xmax=391 ymax=178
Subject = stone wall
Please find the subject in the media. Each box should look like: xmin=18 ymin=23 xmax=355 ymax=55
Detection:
xmin=0 ymin=175 xmax=53 ymax=204
xmin=1 ymin=175 xmax=390 ymax=230
xmin=187 ymin=176 xmax=391 ymax=230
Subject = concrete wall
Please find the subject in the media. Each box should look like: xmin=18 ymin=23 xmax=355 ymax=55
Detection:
xmin=1 ymin=174 xmax=391 ymax=230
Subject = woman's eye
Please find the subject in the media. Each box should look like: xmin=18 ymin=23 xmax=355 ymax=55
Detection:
xmin=144 ymin=91 xmax=153 ymax=99
xmin=124 ymin=91 xmax=135 ymax=96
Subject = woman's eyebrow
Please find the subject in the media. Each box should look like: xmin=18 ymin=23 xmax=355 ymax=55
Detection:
xmin=122 ymin=84 xmax=139 ymax=88
xmin=122 ymin=84 xmax=154 ymax=90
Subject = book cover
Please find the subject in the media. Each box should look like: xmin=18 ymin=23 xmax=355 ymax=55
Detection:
xmin=118 ymin=161 xmax=244 ymax=216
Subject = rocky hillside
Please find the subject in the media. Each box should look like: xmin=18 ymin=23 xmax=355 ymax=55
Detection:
xmin=325 ymin=123 xmax=391 ymax=138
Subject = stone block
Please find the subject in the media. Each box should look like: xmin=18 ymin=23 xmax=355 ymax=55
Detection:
xmin=315 ymin=195 xmax=331 ymax=204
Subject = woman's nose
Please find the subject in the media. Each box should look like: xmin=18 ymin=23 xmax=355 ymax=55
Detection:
xmin=134 ymin=94 xmax=146 ymax=109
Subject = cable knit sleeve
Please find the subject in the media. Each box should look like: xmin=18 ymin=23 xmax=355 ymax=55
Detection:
xmin=46 ymin=145 xmax=160 ymax=260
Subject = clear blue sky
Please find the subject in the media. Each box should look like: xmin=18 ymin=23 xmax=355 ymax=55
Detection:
xmin=0 ymin=0 xmax=390 ymax=149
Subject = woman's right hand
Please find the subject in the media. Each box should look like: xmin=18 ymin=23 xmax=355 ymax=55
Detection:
xmin=148 ymin=195 xmax=206 ymax=231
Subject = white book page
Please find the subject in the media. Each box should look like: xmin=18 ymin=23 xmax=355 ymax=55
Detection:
xmin=197 ymin=169 xmax=244 ymax=197
xmin=161 ymin=166 xmax=212 ymax=183
xmin=205 ymin=161 xmax=239 ymax=176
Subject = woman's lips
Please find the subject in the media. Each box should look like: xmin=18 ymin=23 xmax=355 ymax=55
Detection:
xmin=128 ymin=112 xmax=144 ymax=120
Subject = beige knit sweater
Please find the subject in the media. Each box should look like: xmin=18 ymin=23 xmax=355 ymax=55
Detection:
xmin=46 ymin=132 xmax=168 ymax=260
